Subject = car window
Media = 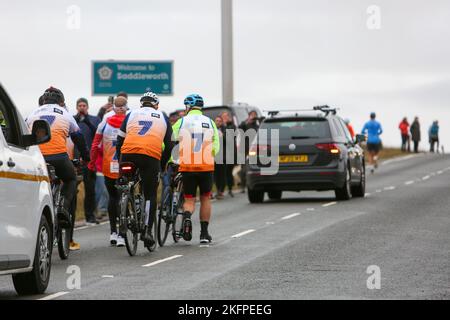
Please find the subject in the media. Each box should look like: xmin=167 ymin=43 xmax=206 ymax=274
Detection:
xmin=260 ymin=118 xmax=331 ymax=140
xmin=331 ymin=118 xmax=346 ymax=142
xmin=0 ymin=98 xmax=21 ymax=147
xmin=338 ymin=118 xmax=353 ymax=143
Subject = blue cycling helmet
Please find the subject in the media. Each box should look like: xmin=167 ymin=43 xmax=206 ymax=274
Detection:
xmin=184 ymin=94 xmax=204 ymax=108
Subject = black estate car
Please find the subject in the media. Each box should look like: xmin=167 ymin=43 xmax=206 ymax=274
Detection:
xmin=246 ymin=106 xmax=366 ymax=203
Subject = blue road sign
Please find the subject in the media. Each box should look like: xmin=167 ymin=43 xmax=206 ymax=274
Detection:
xmin=92 ymin=60 xmax=173 ymax=95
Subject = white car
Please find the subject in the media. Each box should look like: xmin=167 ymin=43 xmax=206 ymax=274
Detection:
xmin=0 ymin=83 xmax=54 ymax=295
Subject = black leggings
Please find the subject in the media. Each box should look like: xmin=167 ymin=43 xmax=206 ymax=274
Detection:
xmin=104 ymin=176 xmax=120 ymax=235
xmin=45 ymin=157 xmax=76 ymax=215
xmin=120 ymin=154 xmax=160 ymax=228
xmin=214 ymin=163 xmax=226 ymax=193
xmin=226 ymin=164 xmax=235 ymax=191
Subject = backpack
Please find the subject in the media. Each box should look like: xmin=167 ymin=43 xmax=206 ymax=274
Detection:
xmin=430 ymin=124 xmax=439 ymax=137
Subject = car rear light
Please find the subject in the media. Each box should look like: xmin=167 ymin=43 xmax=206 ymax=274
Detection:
xmin=315 ymin=143 xmax=340 ymax=154
xmin=249 ymin=144 xmax=271 ymax=156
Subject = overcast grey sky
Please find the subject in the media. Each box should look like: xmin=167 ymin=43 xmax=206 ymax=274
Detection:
xmin=1 ymin=0 xmax=449 ymax=148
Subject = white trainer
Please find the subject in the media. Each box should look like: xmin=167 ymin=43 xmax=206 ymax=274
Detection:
xmin=110 ymin=232 xmax=118 ymax=246
xmin=116 ymin=235 xmax=125 ymax=247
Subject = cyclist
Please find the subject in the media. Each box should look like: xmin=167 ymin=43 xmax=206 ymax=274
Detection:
xmin=362 ymin=112 xmax=383 ymax=174
xmin=172 ymin=94 xmax=220 ymax=243
xmin=116 ymin=92 xmax=174 ymax=248
xmin=26 ymin=87 xmax=90 ymax=227
xmin=89 ymin=96 xmax=128 ymax=247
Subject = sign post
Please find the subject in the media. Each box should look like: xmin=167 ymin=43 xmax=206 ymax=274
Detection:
xmin=92 ymin=60 xmax=173 ymax=95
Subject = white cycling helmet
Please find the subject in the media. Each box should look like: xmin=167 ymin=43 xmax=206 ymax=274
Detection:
xmin=140 ymin=92 xmax=159 ymax=107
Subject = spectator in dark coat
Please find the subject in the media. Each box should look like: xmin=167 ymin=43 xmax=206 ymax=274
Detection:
xmin=221 ymin=111 xmax=237 ymax=197
xmin=238 ymin=111 xmax=261 ymax=192
xmin=74 ymin=98 xmax=101 ymax=224
xmin=214 ymin=116 xmax=226 ymax=199
xmin=410 ymin=117 xmax=421 ymax=153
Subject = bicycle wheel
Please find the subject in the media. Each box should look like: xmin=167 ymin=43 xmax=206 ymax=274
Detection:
xmin=157 ymin=187 xmax=173 ymax=247
xmin=146 ymin=207 xmax=158 ymax=252
xmin=120 ymin=193 xmax=138 ymax=256
xmin=54 ymin=186 xmax=70 ymax=260
xmin=172 ymin=190 xmax=184 ymax=243
xmin=57 ymin=225 xmax=70 ymax=260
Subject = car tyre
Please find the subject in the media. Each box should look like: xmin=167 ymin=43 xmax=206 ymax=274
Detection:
xmin=335 ymin=166 xmax=352 ymax=201
xmin=248 ymin=188 xmax=264 ymax=203
xmin=12 ymin=215 xmax=52 ymax=295
xmin=351 ymin=163 xmax=366 ymax=197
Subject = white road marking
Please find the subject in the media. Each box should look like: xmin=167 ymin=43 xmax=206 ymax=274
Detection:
xmin=75 ymin=226 xmax=89 ymax=231
xmin=101 ymin=275 xmax=114 ymax=278
xmin=422 ymin=175 xmax=430 ymax=180
xmin=384 ymin=186 xmax=396 ymax=191
xmin=382 ymin=154 xmax=421 ymax=165
xmin=265 ymin=221 xmax=275 ymax=225
xmin=437 ymin=171 xmax=443 ymax=175
xmin=405 ymin=181 xmax=415 ymax=185
xmin=142 ymin=255 xmax=183 ymax=267
xmin=322 ymin=202 xmax=337 ymax=207
xmin=231 ymin=229 xmax=256 ymax=238
xmin=306 ymin=208 xmax=315 ymax=211
xmin=365 ymin=193 xmax=371 ymax=197
xmin=38 ymin=291 xmax=69 ymax=300
xmin=100 ymin=221 xmax=109 ymax=225
xmin=281 ymin=213 xmax=301 ymax=220
xmin=199 ymin=245 xmax=210 ymax=248
xmin=376 ymin=189 xmax=382 ymax=193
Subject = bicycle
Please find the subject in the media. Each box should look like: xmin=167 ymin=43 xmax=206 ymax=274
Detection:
xmin=116 ymin=162 xmax=157 ymax=256
xmin=157 ymin=164 xmax=185 ymax=246
xmin=46 ymin=159 xmax=81 ymax=260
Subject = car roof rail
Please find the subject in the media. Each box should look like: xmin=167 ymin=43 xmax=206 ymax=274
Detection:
xmin=313 ymin=105 xmax=338 ymax=116
xmin=264 ymin=108 xmax=329 ymax=118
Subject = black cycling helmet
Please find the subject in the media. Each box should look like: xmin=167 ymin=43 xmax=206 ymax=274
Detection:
xmin=43 ymin=87 xmax=65 ymax=105
xmin=38 ymin=95 xmax=45 ymax=106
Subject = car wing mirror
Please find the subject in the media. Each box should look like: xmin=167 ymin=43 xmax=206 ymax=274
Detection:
xmin=22 ymin=120 xmax=51 ymax=147
xmin=355 ymin=134 xmax=367 ymax=144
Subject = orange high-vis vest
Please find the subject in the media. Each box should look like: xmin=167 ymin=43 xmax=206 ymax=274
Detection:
xmin=26 ymin=104 xmax=81 ymax=156
xmin=120 ymin=108 xmax=167 ymax=160
xmin=172 ymin=110 xmax=219 ymax=172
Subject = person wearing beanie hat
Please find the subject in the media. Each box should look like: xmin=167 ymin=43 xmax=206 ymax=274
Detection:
xmin=74 ymin=98 xmax=102 ymax=227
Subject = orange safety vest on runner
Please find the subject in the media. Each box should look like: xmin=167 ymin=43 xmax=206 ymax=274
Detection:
xmin=89 ymin=114 xmax=126 ymax=179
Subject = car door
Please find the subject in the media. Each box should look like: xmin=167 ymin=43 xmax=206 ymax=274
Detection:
xmin=0 ymin=125 xmax=11 ymax=269
xmin=337 ymin=118 xmax=362 ymax=181
xmin=0 ymin=87 xmax=39 ymax=263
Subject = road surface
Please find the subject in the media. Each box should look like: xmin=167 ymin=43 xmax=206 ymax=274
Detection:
xmin=1 ymin=153 xmax=449 ymax=300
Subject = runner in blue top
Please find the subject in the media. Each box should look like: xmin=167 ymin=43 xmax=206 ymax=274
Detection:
xmin=362 ymin=112 xmax=383 ymax=173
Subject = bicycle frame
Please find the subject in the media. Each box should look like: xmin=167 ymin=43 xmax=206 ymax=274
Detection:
xmin=116 ymin=169 xmax=144 ymax=235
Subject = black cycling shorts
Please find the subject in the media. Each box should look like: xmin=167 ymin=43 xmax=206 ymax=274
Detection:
xmin=182 ymin=172 xmax=213 ymax=198
xmin=367 ymin=142 xmax=381 ymax=153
